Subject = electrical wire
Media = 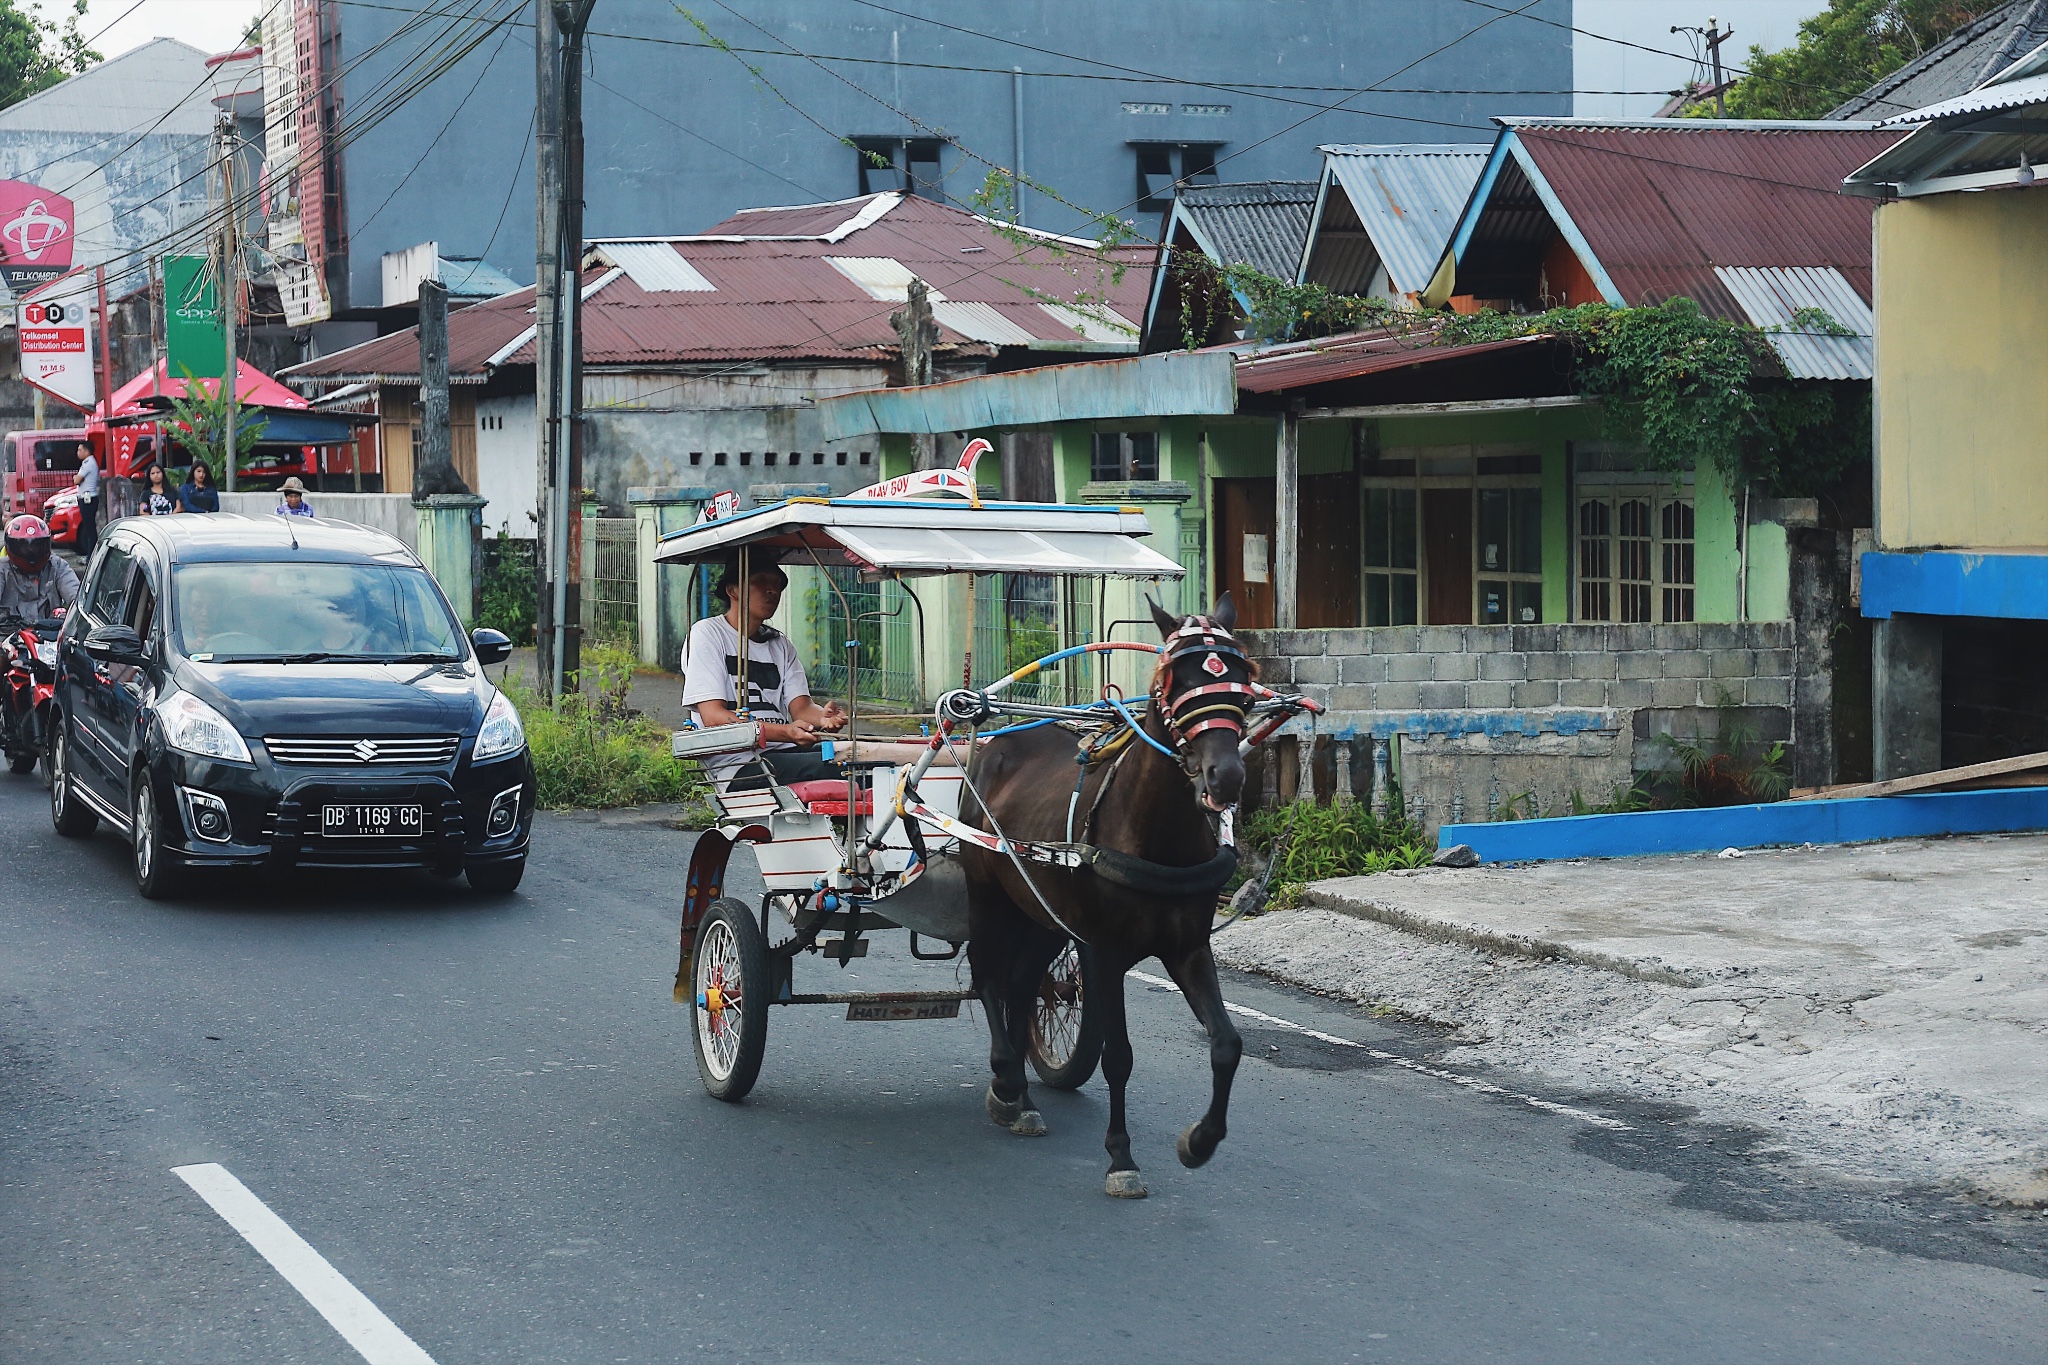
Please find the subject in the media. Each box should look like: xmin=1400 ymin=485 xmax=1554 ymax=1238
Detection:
xmin=477 ymin=103 xmax=536 ymax=263
xmin=351 ymin=11 xmax=521 ymax=233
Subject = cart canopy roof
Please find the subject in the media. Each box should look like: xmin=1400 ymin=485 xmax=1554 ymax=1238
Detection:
xmin=652 ymin=496 xmax=1185 ymax=579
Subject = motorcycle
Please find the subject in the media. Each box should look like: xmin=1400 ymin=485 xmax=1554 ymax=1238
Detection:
xmin=1 ymin=611 xmax=62 ymax=776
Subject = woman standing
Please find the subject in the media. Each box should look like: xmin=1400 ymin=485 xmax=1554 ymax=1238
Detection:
xmin=138 ymin=463 xmax=177 ymax=516
xmin=177 ymin=461 xmax=219 ymax=514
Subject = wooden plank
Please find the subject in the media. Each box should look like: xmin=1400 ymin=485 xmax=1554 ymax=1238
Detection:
xmin=1788 ymin=749 xmax=2048 ymax=802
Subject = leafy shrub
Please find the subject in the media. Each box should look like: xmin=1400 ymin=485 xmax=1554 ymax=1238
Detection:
xmin=504 ymin=636 xmax=710 ymax=812
xmin=1242 ymin=802 xmax=1433 ymax=883
xmin=476 ymin=531 xmax=536 ymax=644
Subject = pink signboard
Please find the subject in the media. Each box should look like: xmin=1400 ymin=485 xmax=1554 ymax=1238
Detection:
xmin=0 ymin=181 xmax=74 ymax=295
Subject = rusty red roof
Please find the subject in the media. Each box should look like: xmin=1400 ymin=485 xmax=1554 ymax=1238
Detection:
xmin=1462 ymin=120 xmax=1903 ymax=320
xmin=1232 ymin=326 xmax=1554 ymax=394
xmin=283 ymin=193 xmax=1152 ymax=385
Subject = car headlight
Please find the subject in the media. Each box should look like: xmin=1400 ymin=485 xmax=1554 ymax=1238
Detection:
xmin=473 ymin=688 xmax=525 ymax=762
xmin=157 ymin=690 xmax=252 ymax=763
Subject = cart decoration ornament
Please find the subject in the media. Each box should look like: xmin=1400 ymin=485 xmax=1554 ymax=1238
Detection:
xmin=696 ymin=489 xmax=741 ymax=524
xmin=845 ymin=438 xmax=992 ymax=507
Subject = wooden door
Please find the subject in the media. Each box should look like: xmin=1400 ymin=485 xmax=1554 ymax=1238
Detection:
xmin=1214 ymin=477 xmax=1276 ymax=629
xmin=1298 ymin=468 xmax=1360 ymax=628
xmin=1422 ymin=488 xmax=1472 ymax=625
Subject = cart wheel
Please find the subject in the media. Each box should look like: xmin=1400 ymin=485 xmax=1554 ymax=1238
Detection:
xmin=1029 ymin=940 xmax=1102 ymax=1089
xmin=690 ymin=897 xmax=770 ymax=1102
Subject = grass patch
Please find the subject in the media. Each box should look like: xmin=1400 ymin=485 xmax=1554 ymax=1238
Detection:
xmin=1236 ymin=802 xmax=1435 ymax=910
xmin=504 ymin=637 xmax=712 ymax=814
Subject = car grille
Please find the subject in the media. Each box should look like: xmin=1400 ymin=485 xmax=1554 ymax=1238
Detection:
xmin=264 ymin=735 xmax=461 ymax=766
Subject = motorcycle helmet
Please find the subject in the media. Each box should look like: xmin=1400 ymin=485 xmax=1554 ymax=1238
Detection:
xmin=4 ymin=514 xmax=51 ymax=573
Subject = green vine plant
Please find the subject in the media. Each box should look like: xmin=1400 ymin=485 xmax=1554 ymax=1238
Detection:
xmin=1168 ymin=251 xmax=1868 ymax=499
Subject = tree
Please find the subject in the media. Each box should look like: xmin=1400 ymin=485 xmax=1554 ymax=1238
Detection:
xmin=1703 ymin=0 xmax=2008 ymax=120
xmin=0 ymin=0 xmax=98 ymax=111
xmin=163 ymin=374 xmax=268 ymax=476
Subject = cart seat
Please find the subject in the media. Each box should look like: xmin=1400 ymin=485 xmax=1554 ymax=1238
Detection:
xmin=788 ymin=779 xmax=873 ymax=816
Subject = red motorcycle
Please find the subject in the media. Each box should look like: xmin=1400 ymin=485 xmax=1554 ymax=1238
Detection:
xmin=1 ymin=611 xmax=61 ymax=776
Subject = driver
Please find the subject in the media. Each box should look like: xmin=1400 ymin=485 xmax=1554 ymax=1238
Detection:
xmin=681 ymin=559 xmax=847 ymax=791
xmin=0 ymin=515 xmax=78 ymax=620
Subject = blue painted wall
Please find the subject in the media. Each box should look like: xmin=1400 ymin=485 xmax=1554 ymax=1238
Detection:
xmin=1862 ymin=549 xmax=2048 ymax=621
xmin=1442 ymin=787 xmax=2048 ymax=863
xmin=331 ymin=0 xmax=1575 ymax=309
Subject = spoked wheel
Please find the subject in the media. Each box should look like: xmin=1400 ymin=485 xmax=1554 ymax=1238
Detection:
xmin=690 ymin=897 xmax=769 ymax=1102
xmin=1029 ymin=940 xmax=1103 ymax=1089
xmin=49 ymin=720 xmax=96 ymax=838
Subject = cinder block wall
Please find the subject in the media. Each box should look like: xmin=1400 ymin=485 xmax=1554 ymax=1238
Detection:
xmin=1240 ymin=622 xmax=1798 ymax=832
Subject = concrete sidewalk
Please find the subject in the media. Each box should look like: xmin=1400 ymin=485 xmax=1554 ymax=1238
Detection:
xmin=1215 ymin=833 xmax=2048 ymax=1202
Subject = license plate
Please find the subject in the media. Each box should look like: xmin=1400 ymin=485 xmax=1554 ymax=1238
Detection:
xmin=845 ymin=999 xmax=962 ymax=1022
xmin=321 ymin=803 xmax=423 ymax=837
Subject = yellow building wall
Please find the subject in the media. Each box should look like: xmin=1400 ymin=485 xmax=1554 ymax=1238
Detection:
xmin=1875 ymin=191 xmax=2048 ymax=549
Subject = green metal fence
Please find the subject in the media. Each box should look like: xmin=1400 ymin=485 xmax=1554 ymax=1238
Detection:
xmin=972 ymin=573 xmax=1097 ymax=702
xmin=803 ymin=568 xmax=918 ymax=705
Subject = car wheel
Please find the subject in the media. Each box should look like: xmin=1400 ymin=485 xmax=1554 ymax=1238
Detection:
xmin=466 ymin=856 xmax=525 ymax=894
xmin=132 ymin=774 xmax=181 ymax=900
xmin=49 ymin=720 xmax=96 ymax=838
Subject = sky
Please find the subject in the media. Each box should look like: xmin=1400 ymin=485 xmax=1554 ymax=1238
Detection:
xmin=64 ymin=0 xmax=1838 ymax=119
xmin=75 ymin=0 xmax=263 ymax=61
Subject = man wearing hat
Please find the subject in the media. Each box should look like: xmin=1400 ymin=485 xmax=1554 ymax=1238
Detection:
xmin=274 ymin=477 xmax=314 ymax=518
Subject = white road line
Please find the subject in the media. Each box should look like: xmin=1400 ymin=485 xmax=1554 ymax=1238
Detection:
xmin=172 ymin=1163 xmax=439 ymax=1365
xmin=1129 ymin=970 xmax=1632 ymax=1132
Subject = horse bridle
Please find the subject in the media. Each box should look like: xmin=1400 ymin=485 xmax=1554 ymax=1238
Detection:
xmin=1150 ymin=617 xmax=1260 ymax=758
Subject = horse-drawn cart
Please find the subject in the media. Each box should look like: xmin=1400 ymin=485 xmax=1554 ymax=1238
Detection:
xmin=657 ymin=448 xmax=1321 ymax=1196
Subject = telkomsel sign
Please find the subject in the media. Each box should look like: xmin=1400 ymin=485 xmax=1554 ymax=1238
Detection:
xmin=0 ymin=181 xmax=74 ymax=295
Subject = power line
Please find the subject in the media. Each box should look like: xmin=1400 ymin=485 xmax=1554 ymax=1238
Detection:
xmin=585 ymin=72 xmax=830 ymax=203
xmin=478 ymin=104 xmax=535 ymax=264
xmin=351 ymin=8 xmax=522 ymax=234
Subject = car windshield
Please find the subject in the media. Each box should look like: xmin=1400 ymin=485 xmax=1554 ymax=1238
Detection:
xmin=172 ymin=561 xmax=464 ymax=662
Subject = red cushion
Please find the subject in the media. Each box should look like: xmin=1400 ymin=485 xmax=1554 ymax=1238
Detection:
xmin=788 ymin=779 xmax=872 ymax=815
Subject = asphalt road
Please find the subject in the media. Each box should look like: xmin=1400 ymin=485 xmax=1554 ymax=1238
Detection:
xmin=5 ymin=775 xmax=2048 ymax=1364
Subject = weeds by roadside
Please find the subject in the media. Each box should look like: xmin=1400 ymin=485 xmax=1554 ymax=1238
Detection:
xmin=502 ymin=636 xmax=712 ymax=815
xmin=1237 ymin=802 xmax=1435 ymax=910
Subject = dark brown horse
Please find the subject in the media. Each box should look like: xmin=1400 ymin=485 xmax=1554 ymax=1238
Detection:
xmin=960 ymin=592 xmax=1253 ymax=1198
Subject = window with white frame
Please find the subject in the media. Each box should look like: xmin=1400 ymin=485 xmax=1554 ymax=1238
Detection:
xmin=1363 ymin=444 xmax=1543 ymax=626
xmin=1477 ymin=486 xmax=1543 ymax=625
xmin=1576 ymin=487 xmax=1694 ymax=623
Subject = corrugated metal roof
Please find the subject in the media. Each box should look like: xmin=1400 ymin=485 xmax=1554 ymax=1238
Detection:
xmin=1714 ymin=266 xmax=1874 ymax=380
xmin=1832 ymin=0 xmax=2048 ymax=119
xmin=440 ymin=256 xmax=522 ymax=298
xmin=598 ymin=241 xmax=715 ymax=292
xmin=823 ymin=256 xmax=930 ymax=301
xmin=1319 ymin=144 xmax=1490 ymax=295
xmin=1233 ymin=328 xmax=1551 ymax=394
xmin=929 ymin=300 xmax=1040 ymax=347
xmin=1875 ymin=65 xmax=2048 ymax=124
xmin=1171 ymin=181 xmax=1317 ymax=279
xmin=282 ymin=193 xmax=1153 ymax=383
xmin=1493 ymin=121 xmax=1897 ymax=322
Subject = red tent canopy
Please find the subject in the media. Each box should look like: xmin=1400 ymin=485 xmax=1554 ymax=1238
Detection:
xmin=90 ymin=360 xmax=317 ymax=479
xmin=94 ymin=358 xmax=309 ymax=424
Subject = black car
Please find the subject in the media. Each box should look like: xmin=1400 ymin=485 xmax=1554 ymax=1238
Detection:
xmin=49 ymin=513 xmax=535 ymax=898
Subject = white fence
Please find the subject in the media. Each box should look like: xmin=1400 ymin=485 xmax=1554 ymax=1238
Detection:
xmin=211 ymin=492 xmax=421 ymax=551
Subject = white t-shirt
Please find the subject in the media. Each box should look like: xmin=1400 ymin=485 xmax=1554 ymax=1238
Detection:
xmin=680 ymin=614 xmax=811 ymax=784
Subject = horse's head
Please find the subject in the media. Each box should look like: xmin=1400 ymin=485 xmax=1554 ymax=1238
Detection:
xmin=1148 ymin=592 xmax=1257 ymax=813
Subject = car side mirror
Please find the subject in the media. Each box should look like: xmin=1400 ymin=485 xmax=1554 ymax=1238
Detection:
xmin=84 ymin=623 xmax=145 ymax=665
xmin=470 ymin=627 xmax=513 ymax=666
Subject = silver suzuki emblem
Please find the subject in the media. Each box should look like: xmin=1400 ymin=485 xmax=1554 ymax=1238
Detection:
xmin=352 ymin=740 xmax=379 ymax=762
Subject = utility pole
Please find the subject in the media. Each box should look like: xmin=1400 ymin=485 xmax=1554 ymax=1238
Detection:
xmin=415 ymin=278 xmax=465 ymax=495
xmin=1673 ymin=17 xmax=1736 ymax=117
xmin=217 ymin=111 xmax=240 ymax=491
xmin=533 ymin=0 xmax=596 ymax=704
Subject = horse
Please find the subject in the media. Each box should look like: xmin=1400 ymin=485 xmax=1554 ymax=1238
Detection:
xmin=960 ymin=592 xmax=1256 ymax=1198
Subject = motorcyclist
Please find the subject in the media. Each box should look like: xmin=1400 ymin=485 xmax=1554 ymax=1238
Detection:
xmin=0 ymin=515 xmax=80 ymax=621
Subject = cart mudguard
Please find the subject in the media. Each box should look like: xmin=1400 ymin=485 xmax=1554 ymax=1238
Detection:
xmin=673 ymin=823 xmax=769 ymax=1003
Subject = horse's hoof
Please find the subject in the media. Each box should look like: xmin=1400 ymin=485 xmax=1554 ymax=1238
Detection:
xmin=1009 ymin=1108 xmax=1048 ymax=1137
xmin=1104 ymin=1169 xmax=1149 ymax=1199
xmin=985 ymin=1084 xmax=1022 ymax=1127
xmin=1177 ymin=1124 xmax=1215 ymax=1169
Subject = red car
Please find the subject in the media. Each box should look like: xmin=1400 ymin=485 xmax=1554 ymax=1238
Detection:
xmin=2 ymin=427 xmax=91 ymax=524
xmin=38 ymin=488 xmax=80 ymax=549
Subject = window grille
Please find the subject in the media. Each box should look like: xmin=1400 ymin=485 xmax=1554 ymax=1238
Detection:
xmin=1363 ymin=485 xmax=1418 ymax=626
xmin=1576 ymin=489 xmax=1694 ymax=623
xmin=1090 ymin=431 xmax=1158 ymax=482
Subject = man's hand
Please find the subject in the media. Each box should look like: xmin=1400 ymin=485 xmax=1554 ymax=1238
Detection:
xmin=814 ymin=701 xmax=848 ymax=733
xmin=779 ymin=721 xmax=822 ymax=747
